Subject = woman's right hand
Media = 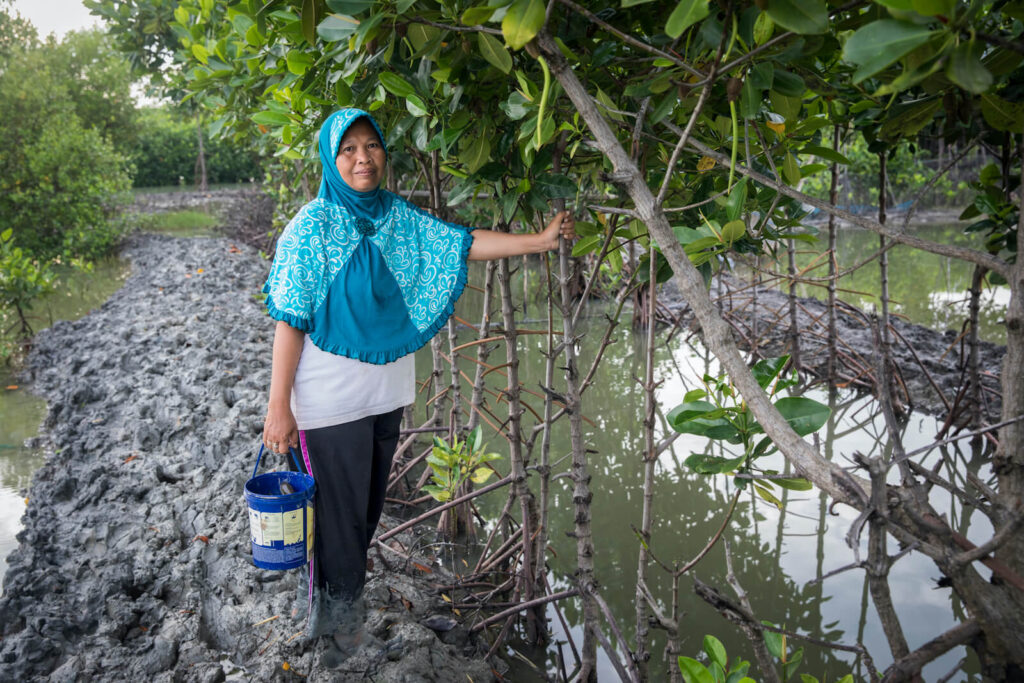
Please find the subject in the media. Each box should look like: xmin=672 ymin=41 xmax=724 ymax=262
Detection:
xmin=263 ymin=404 xmax=298 ymax=455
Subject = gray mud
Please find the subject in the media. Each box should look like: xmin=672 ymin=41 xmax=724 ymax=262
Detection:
xmin=0 ymin=233 xmax=495 ymax=682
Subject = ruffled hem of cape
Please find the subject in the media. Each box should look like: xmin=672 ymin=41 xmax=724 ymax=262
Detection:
xmin=304 ymin=228 xmax=475 ymax=365
xmin=263 ymin=296 xmax=315 ymax=333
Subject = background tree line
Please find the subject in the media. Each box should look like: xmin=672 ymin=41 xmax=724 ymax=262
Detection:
xmin=0 ymin=2 xmax=262 ymax=347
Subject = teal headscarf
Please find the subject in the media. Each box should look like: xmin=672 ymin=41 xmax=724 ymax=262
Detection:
xmin=317 ymin=108 xmax=393 ymax=222
xmin=262 ymin=109 xmax=475 ymax=365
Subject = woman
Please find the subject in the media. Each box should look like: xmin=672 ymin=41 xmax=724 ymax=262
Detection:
xmin=260 ymin=108 xmax=574 ymax=652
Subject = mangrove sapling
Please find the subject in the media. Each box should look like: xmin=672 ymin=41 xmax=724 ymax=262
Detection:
xmin=667 ymin=355 xmax=829 ymax=504
xmin=421 ymin=426 xmax=503 ymax=540
xmin=676 ymin=633 xmax=857 ymax=683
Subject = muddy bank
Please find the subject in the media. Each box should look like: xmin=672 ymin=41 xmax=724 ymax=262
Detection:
xmin=0 ymin=234 xmax=495 ymax=682
xmin=662 ymin=274 xmax=1005 ymax=421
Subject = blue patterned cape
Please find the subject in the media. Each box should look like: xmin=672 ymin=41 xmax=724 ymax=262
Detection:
xmin=263 ymin=110 xmax=474 ymax=364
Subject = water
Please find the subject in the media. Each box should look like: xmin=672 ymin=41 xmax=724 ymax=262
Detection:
xmin=0 ymin=257 xmax=128 ymax=592
xmin=737 ymin=222 xmax=1008 ymax=344
xmin=416 ymin=241 xmax=994 ymax=681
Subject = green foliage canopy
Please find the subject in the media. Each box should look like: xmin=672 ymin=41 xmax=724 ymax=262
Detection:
xmin=0 ymin=22 xmax=134 ymax=261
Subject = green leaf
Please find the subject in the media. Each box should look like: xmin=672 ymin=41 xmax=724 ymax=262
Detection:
xmin=683 ymin=388 xmax=707 ymax=401
xmin=740 ymin=77 xmax=761 ymax=119
xmin=947 ymin=40 xmax=993 ymax=94
xmin=244 ymin=24 xmax=264 ymax=46
xmin=684 ymin=453 xmax=747 ymax=474
xmin=460 ymin=135 xmax=492 ymax=173
xmin=784 ymin=647 xmax=804 ymax=680
xmin=772 ymin=70 xmax=805 ymax=97
xmin=301 ymin=0 xmax=316 ymax=45
xmin=286 ymin=49 xmax=314 ymax=75
xmin=980 ymin=94 xmax=1024 ymax=133
xmin=782 ymin=153 xmax=800 ymax=186
xmin=191 ymin=43 xmax=209 ymax=64
xmin=668 ymin=401 xmax=739 ymax=440
xmin=572 ymin=234 xmax=602 ymax=257
xmin=535 ymin=173 xmax=577 ymax=198
xmin=502 ymin=0 xmax=545 ymax=50
xmin=878 ymin=98 xmax=941 ymax=142
xmin=379 ymin=72 xmax=416 ymax=98
xmin=461 ymin=6 xmax=496 ymax=24
xmin=765 ymin=0 xmax=827 ymax=35
xmin=749 ymin=62 xmax=774 ymax=91
xmin=770 ymin=91 xmax=802 ymax=120
xmin=753 ymin=12 xmax=774 ymax=44
xmin=678 ymin=656 xmax=716 ymax=683
xmin=773 ymin=477 xmax=813 ymax=491
xmin=725 ymin=179 xmax=747 ymax=221
xmin=799 ymin=144 xmax=850 ymax=165
xmin=843 ymin=20 xmax=934 ymax=84
xmin=405 ymin=94 xmax=429 ymax=117
xmin=757 ymin=480 xmax=783 ymax=504
xmin=665 ymin=0 xmax=710 ymax=38
xmin=703 ymin=635 xmax=727 ymax=669
xmin=318 ymin=14 xmax=359 ymax=42
xmin=470 ymin=467 xmax=495 ymax=484
xmin=406 ymin=23 xmax=440 ymax=52
xmin=252 ymin=111 xmax=291 ymax=126
xmin=774 ymin=396 xmax=830 ymax=436
xmin=752 ymin=355 xmax=788 ymax=389
xmin=478 ymin=32 xmax=513 ymax=73
xmin=721 ymin=220 xmax=746 ymax=245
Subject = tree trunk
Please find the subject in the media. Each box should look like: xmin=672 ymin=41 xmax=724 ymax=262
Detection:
xmin=634 ymin=242 xmax=658 ymax=678
xmin=496 ymin=231 xmax=543 ymax=644
xmin=194 ymin=118 xmax=208 ymax=191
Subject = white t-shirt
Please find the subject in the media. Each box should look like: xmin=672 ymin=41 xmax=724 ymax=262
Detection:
xmin=290 ymin=335 xmax=414 ymax=430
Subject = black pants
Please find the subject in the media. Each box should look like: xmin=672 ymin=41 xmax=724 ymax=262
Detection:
xmin=294 ymin=407 xmax=403 ymax=601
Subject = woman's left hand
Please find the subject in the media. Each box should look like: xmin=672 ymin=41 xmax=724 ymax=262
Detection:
xmin=541 ymin=210 xmax=576 ymax=250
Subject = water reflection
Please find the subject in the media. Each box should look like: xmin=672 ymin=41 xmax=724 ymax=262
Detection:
xmin=416 ymin=260 xmax=988 ymax=681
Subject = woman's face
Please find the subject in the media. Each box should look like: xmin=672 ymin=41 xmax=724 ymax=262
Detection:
xmin=336 ymin=118 xmax=386 ymax=192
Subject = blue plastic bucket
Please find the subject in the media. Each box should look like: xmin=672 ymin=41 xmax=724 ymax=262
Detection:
xmin=244 ymin=445 xmax=315 ymax=570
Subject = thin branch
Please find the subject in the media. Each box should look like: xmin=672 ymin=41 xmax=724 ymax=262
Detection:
xmin=882 ymin=620 xmax=981 ymax=683
xmin=952 ymin=513 xmax=1024 ymax=566
xmin=555 ymin=0 xmax=705 ymax=78
xmin=470 ymin=589 xmax=579 ymax=632
xmin=896 ymin=414 xmax=1024 ymax=463
xmin=375 ymin=476 xmax=512 ymax=543
xmin=410 ymin=16 xmax=502 ymax=35
xmin=655 ymin=29 xmax=723 ymax=205
xmin=685 ymin=137 xmax=1011 ymax=279
xmin=901 ymin=136 xmax=981 ymax=232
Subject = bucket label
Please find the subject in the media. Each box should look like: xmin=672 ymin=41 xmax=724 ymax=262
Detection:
xmin=282 ymin=508 xmax=303 ymax=545
xmin=248 ymin=508 xmax=264 ymax=546
xmin=259 ymin=511 xmax=285 ymax=543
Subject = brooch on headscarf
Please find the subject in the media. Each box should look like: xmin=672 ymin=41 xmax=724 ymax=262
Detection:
xmin=355 ymin=217 xmax=377 ymax=236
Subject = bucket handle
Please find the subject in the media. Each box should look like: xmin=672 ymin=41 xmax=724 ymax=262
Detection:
xmin=253 ymin=444 xmax=304 ymax=480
